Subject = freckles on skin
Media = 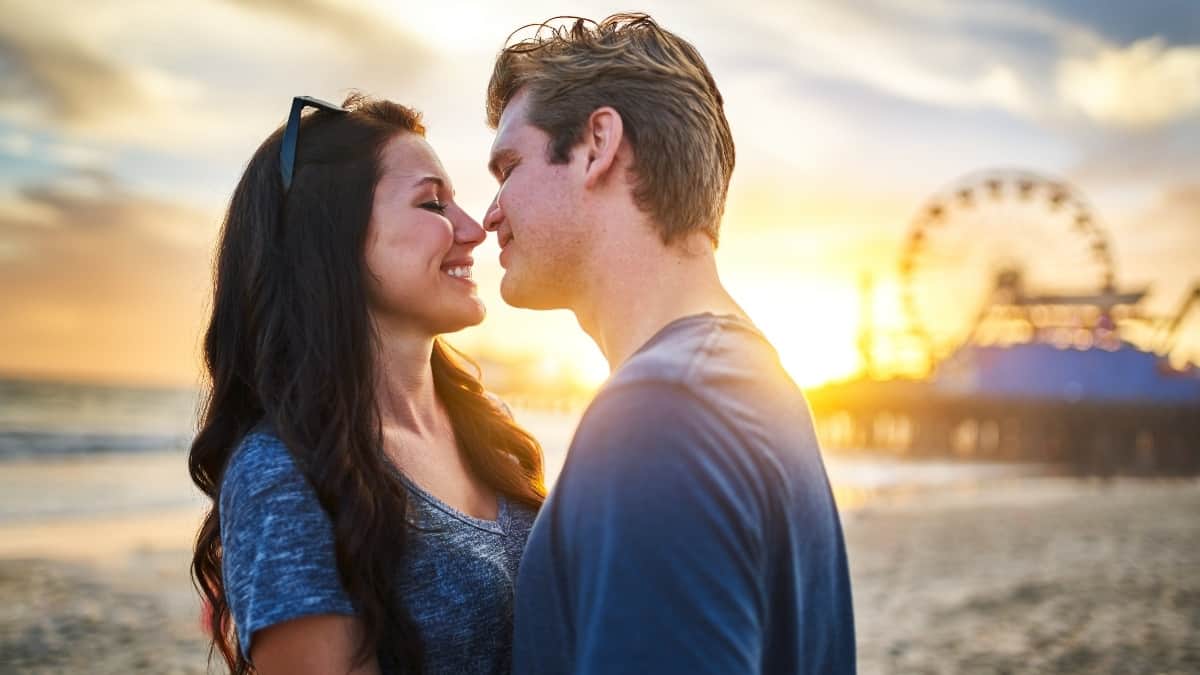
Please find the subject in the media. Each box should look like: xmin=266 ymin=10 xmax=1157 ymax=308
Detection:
xmin=487 ymin=91 xmax=600 ymax=309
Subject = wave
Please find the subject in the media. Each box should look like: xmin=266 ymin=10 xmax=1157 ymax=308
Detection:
xmin=0 ymin=430 xmax=193 ymax=461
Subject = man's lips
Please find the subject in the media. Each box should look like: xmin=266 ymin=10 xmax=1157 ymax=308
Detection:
xmin=499 ymin=241 xmax=513 ymax=269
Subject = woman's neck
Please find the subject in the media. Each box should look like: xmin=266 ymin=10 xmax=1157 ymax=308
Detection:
xmin=371 ymin=327 xmax=442 ymax=436
xmin=370 ymin=327 xmax=496 ymax=519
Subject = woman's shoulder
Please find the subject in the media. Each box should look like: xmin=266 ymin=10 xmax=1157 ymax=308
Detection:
xmin=219 ymin=426 xmax=312 ymax=512
xmin=216 ymin=426 xmax=355 ymax=653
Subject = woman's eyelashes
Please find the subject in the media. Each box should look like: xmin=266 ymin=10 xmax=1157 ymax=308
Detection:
xmin=420 ymin=199 xmax=449 ymax=215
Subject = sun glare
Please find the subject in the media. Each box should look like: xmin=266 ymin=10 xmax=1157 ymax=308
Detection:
xmin=737 ymin=280 xmax=864 ymax=388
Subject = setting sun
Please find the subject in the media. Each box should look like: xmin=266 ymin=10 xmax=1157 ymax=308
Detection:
xmin=737 ymin=280 xmax=864 ymax=388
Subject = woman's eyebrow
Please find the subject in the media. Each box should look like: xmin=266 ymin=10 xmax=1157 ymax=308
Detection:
xmin=412 ymin=175 xmax=454 ymax=197
xmin=412 ymin=175 xmax=444 ymax=190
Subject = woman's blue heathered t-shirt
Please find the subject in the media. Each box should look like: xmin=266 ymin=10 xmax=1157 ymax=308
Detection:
xmin=218 ymin=430 xmax=536 ymax=675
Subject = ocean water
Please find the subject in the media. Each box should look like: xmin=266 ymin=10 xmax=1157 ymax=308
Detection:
xmin=0 ymin=377 xmax=1048 ymax=523
xmin=0 ymin=377 xmax=198 ymax=460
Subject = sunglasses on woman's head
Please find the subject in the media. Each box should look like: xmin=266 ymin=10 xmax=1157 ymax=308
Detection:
xmin=280 ymin=95 xmax=348 ymax=192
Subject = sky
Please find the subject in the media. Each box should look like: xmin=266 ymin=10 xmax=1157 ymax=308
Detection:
xmin=0 ymin=0 xmax=1198 ymax=391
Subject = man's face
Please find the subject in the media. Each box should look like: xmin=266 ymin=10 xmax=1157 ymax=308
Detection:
xmin=484 ymin=90 xmax=590 ymax=310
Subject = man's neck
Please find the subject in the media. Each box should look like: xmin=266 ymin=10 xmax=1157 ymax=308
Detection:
xmin=573 ymin=233 xmax=747 ymax=372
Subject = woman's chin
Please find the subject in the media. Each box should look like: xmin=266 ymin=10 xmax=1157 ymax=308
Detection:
xmin=438 ymin=299 xmax=486 ymax=334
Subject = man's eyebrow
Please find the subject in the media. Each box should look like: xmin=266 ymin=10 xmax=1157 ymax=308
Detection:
xmin=488 ymin=148 xmax=518 ymax=179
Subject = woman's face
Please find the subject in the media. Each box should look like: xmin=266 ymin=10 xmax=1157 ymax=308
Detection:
xmin=364 ymin=132 xmax=486 ymax=336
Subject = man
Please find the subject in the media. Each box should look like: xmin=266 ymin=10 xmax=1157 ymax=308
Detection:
xmin=483 ymin=13 xmax=855 ymax=674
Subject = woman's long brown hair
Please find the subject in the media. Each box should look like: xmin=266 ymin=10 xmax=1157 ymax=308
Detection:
xmin=188 ymin=94 xmax=545 ymax=674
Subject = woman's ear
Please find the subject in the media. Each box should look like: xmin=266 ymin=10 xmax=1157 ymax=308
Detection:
xmin=582 ymin=106 xmax=624 ymax=189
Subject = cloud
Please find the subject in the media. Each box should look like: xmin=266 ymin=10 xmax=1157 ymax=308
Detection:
xmin=1104 ymin=182 xmax=1200 ymax=303
xmin=700 ymin=0 xmax=1196 ymax=132
xmin=693 ymin=0 xmax=1069 ymax=119
xmin=0 ymin=17 xmax=144 ymax=125
xmin=0 ymin=131 xmax=32 ymax=157
xmin=0 ymin=171 xmax=218 ymax=384
xmin=1058 ymin=37 xmax=1200 ymax=128
xmin=43 ymin=141 xmax=106 ymax=168
xmin=6 ymin=169 xmax=216 ymax=250
xmin=1121 ymin=183 xmax=1200 ymax=254
xmin=226 ymin=0 xmax=430 ymax=68
xmin=1157 ymin=183 xmax=1200 ymax=214
xmin=0 ymin=1 xmax=205 ymax=141
xmin=0 ymin=0 xmax=429 ymax=153
xmin=1066 ymin=122 xmax=1200 ymax=190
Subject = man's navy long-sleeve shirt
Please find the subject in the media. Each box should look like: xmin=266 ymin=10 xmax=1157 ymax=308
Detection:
xmin=513 ymin=313 xmax=856 ymax=674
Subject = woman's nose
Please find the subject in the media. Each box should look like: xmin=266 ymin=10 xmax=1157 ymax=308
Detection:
xmin=453 ymin=208 xmax=486 ymax=246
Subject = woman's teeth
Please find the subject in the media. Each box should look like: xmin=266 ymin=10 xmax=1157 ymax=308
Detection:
xmin=445 ymin=266 xmax=472 ymax=279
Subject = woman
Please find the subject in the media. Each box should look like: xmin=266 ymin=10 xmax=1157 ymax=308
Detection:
xmin=189 ymin=94 xmax=544 ymax=675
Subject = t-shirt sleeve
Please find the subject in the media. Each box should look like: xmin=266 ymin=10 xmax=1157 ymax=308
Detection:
xmin=553 ymin=382 xmax=773 ymax=674
xmin=218 ymin=433 xmax=356 ymax=658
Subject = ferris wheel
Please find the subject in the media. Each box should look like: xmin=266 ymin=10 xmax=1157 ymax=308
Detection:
xmin=897 ymin=169 xmax=1119 ymax=360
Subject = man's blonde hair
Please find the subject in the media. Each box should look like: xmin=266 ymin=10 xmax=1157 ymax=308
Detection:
xmin=487 ymin=13 xmax=735 ymax=245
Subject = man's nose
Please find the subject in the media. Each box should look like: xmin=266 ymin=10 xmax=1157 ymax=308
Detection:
xmin=482 ymin=200 xmax=503 ymax=232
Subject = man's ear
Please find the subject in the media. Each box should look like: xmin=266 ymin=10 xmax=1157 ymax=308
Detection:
xmin=582 ymin=106 xmax=623 ymax=189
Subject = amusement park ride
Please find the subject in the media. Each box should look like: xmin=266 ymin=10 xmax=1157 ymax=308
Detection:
xmin=807 ymin=169 xmax=1200 ymax=474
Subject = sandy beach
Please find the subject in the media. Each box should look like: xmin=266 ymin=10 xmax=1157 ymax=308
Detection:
xmin=2 ymin=476 xmax=1198 ymax=674
xmin=846 ymin=478 xmax=1200 ymax=674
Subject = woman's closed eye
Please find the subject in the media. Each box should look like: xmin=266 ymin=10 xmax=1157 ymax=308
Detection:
xmin=421 ymin=200 xmax=449 ymax=214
